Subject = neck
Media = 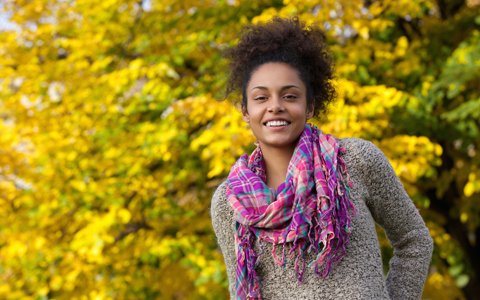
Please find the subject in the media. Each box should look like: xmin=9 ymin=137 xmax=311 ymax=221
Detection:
xmin=261 ymin=145 xmax=295 ymax=190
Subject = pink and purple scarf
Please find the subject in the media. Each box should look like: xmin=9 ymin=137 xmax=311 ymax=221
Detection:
xmin=226 ymin=124 xmax=355 ymax=300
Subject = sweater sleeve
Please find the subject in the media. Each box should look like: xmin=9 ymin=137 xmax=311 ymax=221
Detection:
xmin=360 ymin=140 xmax=433 ymax=300
xmin=211 ymin=181 xmax=237 ymax=299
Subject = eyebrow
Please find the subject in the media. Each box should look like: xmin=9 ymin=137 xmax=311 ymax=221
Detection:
xmin=250 ymin=85 xmax=301 ymax=92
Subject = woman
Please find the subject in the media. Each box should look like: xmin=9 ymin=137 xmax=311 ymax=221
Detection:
xmin=211 ymin=17 xmax=433 ymax=300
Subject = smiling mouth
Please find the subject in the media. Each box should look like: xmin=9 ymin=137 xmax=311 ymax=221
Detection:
xmin=264 ymin=120 xmax=291 ymax=127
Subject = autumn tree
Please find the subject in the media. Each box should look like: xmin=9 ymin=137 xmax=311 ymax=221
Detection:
xmin=0 ymin=0 xmax=479 ymax=299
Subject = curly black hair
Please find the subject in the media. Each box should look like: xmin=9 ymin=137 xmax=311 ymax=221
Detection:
xmin=225 ymin=17 xmax=336 ymax=117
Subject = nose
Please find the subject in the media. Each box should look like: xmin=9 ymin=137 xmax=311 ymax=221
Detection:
xmin=267 ymin=96 xmax=285 ymax=113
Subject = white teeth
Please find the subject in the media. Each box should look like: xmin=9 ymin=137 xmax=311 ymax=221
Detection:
xmin=265 ymin=120 xmax=289 ymax=127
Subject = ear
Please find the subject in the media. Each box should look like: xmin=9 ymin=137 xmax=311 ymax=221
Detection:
xmin=306 ymin=104 xmax=314 ymax=120
xmin=242 ymin=107 xmax=250 ymax=123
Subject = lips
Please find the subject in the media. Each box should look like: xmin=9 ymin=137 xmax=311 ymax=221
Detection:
xmin=263 ymin=119 xmax=291 ymax=127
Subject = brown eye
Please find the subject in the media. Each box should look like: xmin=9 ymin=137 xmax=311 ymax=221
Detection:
xmin=283 ymin=94 xmax=298 ymax=100
xmin=253 ymin=96 xmax=268 ymax=101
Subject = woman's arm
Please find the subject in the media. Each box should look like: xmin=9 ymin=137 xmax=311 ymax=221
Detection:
xmin=211 ymin=181 xmax=237 ymax=299
xmin=360 ymin=140 xmax=433 ymax=300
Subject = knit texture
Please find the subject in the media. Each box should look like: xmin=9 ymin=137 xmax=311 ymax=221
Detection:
xmin=226 ymin=125 xmax=355 ymax=299
xmin=211 ymin=138 xmax=433 ymax=300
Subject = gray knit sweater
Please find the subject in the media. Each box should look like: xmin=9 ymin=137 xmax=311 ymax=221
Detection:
xmin=211 ymin=138 xmax=433 ymax=300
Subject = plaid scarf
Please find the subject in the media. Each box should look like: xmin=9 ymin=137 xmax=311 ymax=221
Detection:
xmin=226 ymin=124 xmax=355 ymax=300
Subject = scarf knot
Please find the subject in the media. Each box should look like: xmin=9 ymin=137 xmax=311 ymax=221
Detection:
xmin=226 ymin=124 xmax=356 ymax=300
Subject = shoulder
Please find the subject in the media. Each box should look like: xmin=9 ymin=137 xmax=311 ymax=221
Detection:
xmin=211 ymin=180 xmax=228 ymax=206
xmin=210 ymin=181 xmax=232 ymax=222
xmin=338 ymin=137 xmax=383 ymax=158
xmin=337 ymin=137 xmax=387 ymax=169
xmin=210 ymin=181 xmax=235 ymax=253
xmin=337 ymin=137 xmax=397 ymax=194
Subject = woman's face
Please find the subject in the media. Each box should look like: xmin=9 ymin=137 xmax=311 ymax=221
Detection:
xmin=243 ymin=62 xmax=313 ymax=152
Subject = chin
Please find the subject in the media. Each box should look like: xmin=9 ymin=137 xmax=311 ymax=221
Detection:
xmin=262 ymin=138 xmax=298 ymax=149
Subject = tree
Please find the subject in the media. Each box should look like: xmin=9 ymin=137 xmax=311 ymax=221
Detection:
xmin=0 ymin=0 xmax=479 ymax=299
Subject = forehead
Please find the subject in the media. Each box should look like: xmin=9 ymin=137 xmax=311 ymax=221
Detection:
xmin=247 ymin=62 xmax=305 ymax=90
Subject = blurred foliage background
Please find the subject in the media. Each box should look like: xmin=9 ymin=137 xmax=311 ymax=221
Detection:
xmin=0 ymin=0 xmax=479 ymax=299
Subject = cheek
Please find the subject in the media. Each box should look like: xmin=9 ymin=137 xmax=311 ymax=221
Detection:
xmin=245 ymin=104 xmax=261 ymax=119
xmin=293 ymin=104 xmax=309 ymax=118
